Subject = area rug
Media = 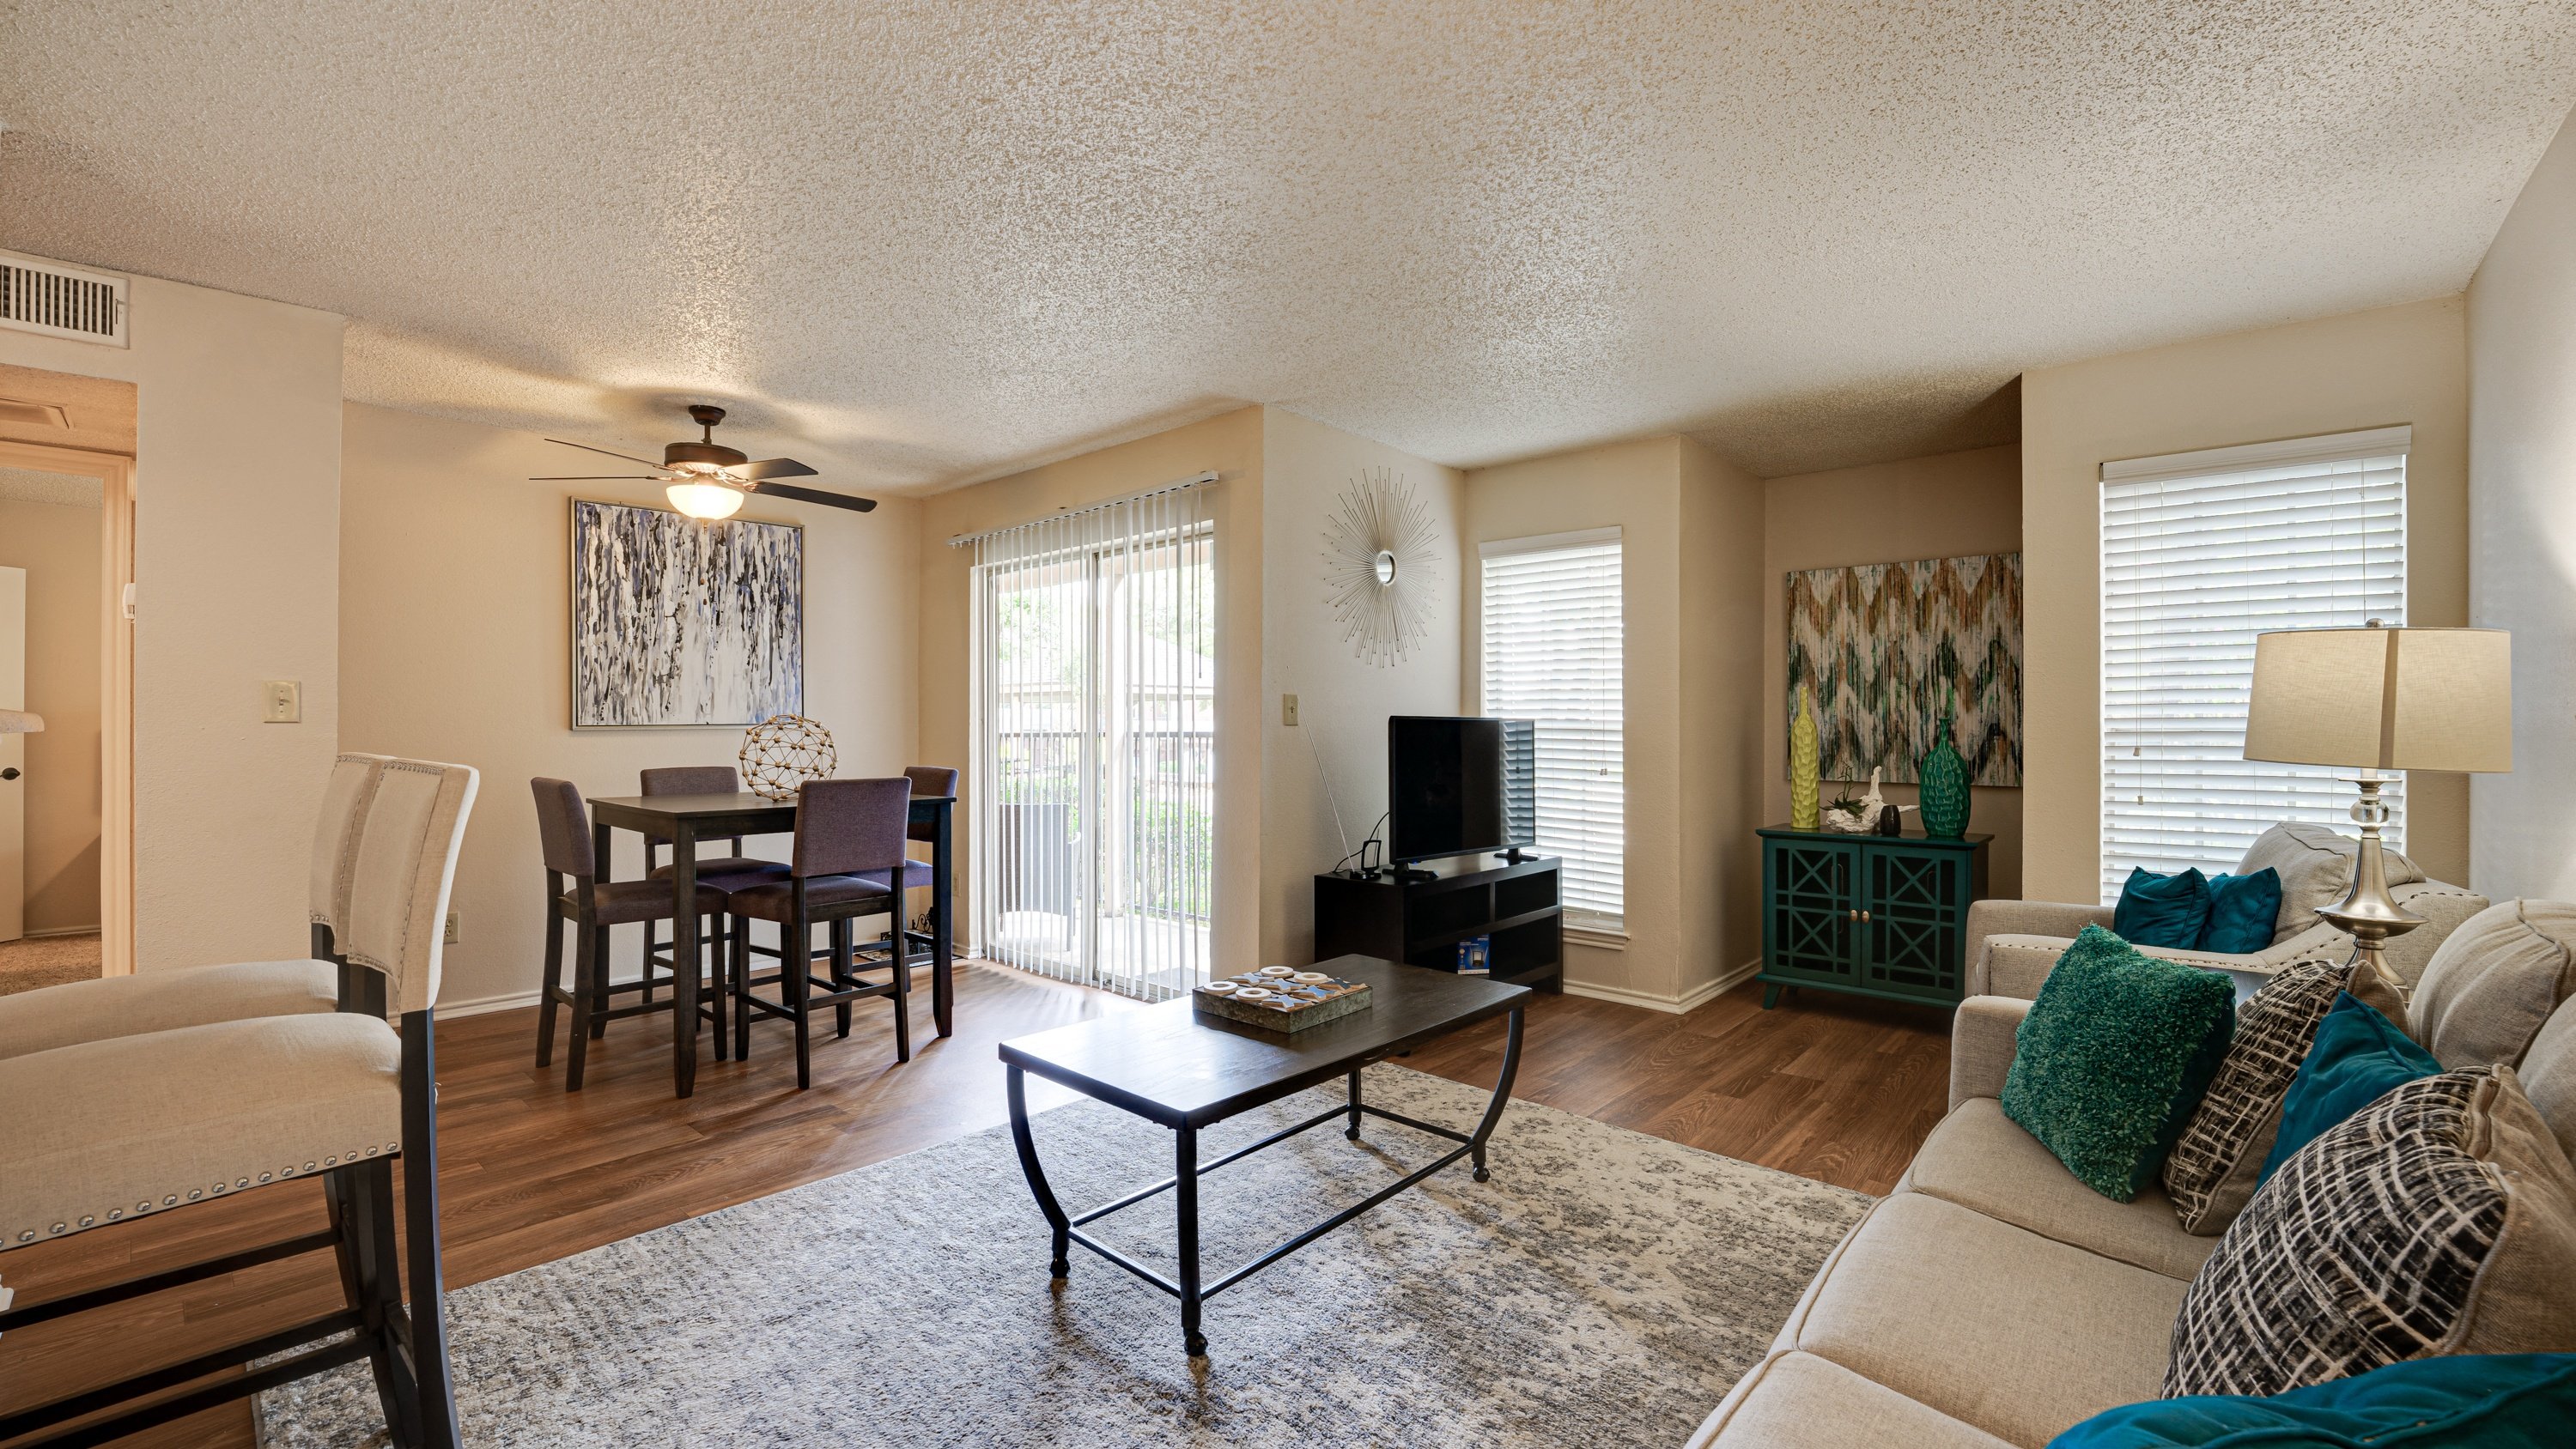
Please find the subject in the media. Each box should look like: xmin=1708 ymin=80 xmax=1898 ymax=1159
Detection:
xmin=258 ymin=1066 xmax=1870 ymax=1447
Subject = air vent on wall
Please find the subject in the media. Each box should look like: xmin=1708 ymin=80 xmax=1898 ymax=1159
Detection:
xmin=0 ymin=250 xmax=128 ymax=347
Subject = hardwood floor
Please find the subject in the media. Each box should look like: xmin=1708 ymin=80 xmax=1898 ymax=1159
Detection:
xmin=0 ymin=964 xmax=1948 ymax=1447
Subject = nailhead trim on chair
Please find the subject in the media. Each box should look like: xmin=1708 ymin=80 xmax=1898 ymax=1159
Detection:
xmin=6 ymin=1142 xmax=409 ymax=1252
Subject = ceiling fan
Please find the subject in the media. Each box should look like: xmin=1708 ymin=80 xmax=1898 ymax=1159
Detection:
xmin=531 ymin=404 xmax=878 ymax=519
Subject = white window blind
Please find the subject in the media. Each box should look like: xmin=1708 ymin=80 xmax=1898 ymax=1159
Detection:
xmin=964 ymin=479 xmax=1217 ymax=1002
xmin=2099 ymin=427 xmax=2408 ymax=904
xmin=1480 ymin=529 xmax=1623 ymax=930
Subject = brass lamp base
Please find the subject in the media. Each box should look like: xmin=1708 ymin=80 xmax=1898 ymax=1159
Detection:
xmin=2313 ymin=774 xmax=2423 ymax=1003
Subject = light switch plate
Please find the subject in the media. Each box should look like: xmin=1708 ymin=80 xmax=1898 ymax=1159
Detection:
xmin=261 ymin=680 xmax=301 ymax=723
xmin=1282 ymin=693 xmax=1299 ymax=726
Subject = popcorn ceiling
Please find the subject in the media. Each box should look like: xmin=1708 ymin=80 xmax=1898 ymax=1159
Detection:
xmin=2 ymin=2 xmax=2570 ymax=486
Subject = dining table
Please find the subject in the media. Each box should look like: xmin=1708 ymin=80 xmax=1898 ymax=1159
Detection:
xmin=586 ymin=790 xmax=956 ymax=1096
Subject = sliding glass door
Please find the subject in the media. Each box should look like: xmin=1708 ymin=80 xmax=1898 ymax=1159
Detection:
xmin=970 ymin=488 xmax=1214 ymax=1000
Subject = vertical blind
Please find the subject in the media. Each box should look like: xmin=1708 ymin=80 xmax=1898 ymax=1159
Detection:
xmin=2099 ymin=427 xmax=2408 ymax=903
xmin=1479 ymin=529 xmax=1624 ymax=930
xmin=965 ymin=480 xmax=1216 ymax=1001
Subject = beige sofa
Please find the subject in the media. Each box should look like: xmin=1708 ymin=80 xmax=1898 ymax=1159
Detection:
xmin=1686 ymin=892 xmax=2576 ymax=1449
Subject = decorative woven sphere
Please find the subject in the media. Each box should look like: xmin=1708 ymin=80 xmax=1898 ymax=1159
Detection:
xmin=738 ymin=714 xmax=837 ymax=802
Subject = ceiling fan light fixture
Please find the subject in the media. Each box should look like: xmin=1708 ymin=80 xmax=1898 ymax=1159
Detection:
xmin=666 ymin=479 xmax=746 ymax=520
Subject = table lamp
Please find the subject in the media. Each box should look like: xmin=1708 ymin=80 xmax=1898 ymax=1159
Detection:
xmin=2243 ymin=622 xmax=2512 ymax=999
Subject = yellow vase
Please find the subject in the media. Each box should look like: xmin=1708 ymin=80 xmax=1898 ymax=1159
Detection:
xmin=1789 ymin=684 xmax=1821 ymax=830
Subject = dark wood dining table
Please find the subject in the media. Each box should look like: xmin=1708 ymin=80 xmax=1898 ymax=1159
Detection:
xmin=586 ymin=790 xmax=956 ymax=1096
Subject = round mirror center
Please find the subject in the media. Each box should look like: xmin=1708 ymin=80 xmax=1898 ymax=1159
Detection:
xmin=1373 ymin=549 xmax=1399 ymax=585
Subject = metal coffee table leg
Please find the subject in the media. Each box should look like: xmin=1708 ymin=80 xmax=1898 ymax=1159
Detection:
xmin=1176 ymin=1124 xmax=1205 ymax=1360
xmin=1005 ymin=1066 xmax=1072 ymax=1281
xmin=1469 ymin=1006 xmax=1524 ymax=1182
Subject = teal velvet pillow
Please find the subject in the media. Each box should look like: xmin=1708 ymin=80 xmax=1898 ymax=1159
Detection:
xmin=2254 ymin=991 xmax=2441 ymax=1186
xmin=2047 ymin=1353 xmax=2576 ymax=1447
xmin=2114 ymin=867 xmax=2215 ymax=949
xmin=2198 ymin=869 xmax=2281 ymax=955
xmin=2002 ymin=925 xmax=2238 ymax=1200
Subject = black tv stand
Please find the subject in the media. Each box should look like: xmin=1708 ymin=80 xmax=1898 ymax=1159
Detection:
xmin=1313 ymin=853 xmax=1563 ymax=991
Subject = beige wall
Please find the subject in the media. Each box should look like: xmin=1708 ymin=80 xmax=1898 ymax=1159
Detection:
xmin=1676 ymin=438 xmax=1770 ymax=997
xmin=0 ymin=495 xmax=104 ymax=932
xmin=1465 ymin=435 xmax=1766 ymax=1008
xmin=917 ymin=407 xmax=1266 ymax=972
xmin=340 ymin=403 xmax=920 ymax=1010
xmin=2021 ymin=297 xmax=2472 ymax=904
xmin=1261 ymin=408 xmax=1464 ymax=965
xmin=2467 ymin=109 xmax=2576 ymax=901
xmin=0 ymin=275 xmax=346 ymax=969
xmin=1763 ymin=445 xmax=2025 ymax=895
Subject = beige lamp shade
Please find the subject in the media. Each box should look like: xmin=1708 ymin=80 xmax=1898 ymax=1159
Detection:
xmin=0 ymin=708 xmax=42 ymax=734
xmin=2244 ymin=626 xmax=2512 ymax=773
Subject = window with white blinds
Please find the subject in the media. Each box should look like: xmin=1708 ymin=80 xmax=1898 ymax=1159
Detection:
xmin=1479 ymin=529 xmax=1624 ymax=931
xmin=2099 ymin=427 xmax=2408 ymax=903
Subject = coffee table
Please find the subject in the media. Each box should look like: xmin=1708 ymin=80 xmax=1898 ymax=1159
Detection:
xmin=998 ymin=955 xmax=1529 ymax=1359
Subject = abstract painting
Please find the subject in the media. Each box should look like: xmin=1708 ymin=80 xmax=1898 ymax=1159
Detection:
xmin=1785 ymin=552 xmax=2021 ymax=786
xmin=570 ymin=500 xmax=803 ymax=728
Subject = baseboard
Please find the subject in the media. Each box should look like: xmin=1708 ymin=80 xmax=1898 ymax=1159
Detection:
xmin=21 ymin=925 xmax=102 ymax=939
xmin=434 ymin=988 xmax=544 ymax=1020
xmin=1561 ymin=956 xmax=1760 ymax=1016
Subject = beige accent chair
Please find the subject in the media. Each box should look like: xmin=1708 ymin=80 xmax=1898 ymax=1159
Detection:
xmin=1965 ymin=823 xmax=2488 ymax=1001
xmin=0 ymin=751 xmax=395 ymax=1062
xmin=0 ymin=755 xmax=476 ymax=1449
xmin=1686 ymin=898 xmax=2576 ymax=1448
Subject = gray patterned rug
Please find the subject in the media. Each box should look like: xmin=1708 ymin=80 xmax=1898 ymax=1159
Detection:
xmin=258 ymin=1066 xmax=1869 ymax=1447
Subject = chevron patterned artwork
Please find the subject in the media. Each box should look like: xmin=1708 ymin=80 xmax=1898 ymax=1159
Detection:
xmin=1785 ymin=552 xmax=2021 ymax=786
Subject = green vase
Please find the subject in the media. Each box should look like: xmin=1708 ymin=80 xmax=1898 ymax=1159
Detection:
xmin=1918 ymin=694 xmax=1971 ymax=840
xmin=1789 ymin=684 xmax=1821 ymax=831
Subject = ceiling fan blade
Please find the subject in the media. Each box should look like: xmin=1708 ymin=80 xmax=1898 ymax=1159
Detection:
xmin=530 ymin=475 xmax=665 ymax=481
xmin=734 ymin=458 xmax=819 ymax=481
xmin=750 ymin=481 xmax=878 ymax=512
xmin=544 ymin=438 xmax=664 ymax=467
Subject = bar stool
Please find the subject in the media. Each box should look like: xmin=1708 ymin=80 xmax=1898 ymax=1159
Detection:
xmin=637 ymin=765 xmax=787 ymax=1008
xmin=530 ymin=778 xmax=731 ymax=1089
xmin=853 ymin=765 xmax=956 ymax=976
xmin=724 ymin=777 xmax=914 ymax=1088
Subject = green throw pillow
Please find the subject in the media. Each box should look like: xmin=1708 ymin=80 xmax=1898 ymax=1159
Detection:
xmin=2002 ymin=925 xmax=2237 ymax=1200
xmin=2046 ymin=1353 xmax=2576 ymax=1447
xmin=2254 ymin=991 xmax=2439 ymax=1186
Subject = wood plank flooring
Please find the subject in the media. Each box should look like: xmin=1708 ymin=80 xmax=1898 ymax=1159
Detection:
xmin=0 ymin=965 xmax=1947 ymax=1447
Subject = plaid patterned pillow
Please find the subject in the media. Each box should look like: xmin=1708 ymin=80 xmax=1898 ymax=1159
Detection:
xmin=2161 ymin=959 xmax=2352 ymax=1234
xmin=2165 ymin=1066 xmax=2576 ymax=1397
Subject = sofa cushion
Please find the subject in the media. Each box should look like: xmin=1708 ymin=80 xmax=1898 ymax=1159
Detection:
xmin=2199 ymin=870 xmax=2282 ymax=955
xmin=2002 ymin=926 xmax=2238 ymax=1200
xmin=2165 ymin=1066 xmax=2576 ymax=1398
xmin=1688 ymin=1350 xmax=2015 ymax=1449
xmin=2235 ymin=823 xmax=2423 ymax=946
xmin=2409 ymin=899 xmax=2576 ymax=1070
xmin=2114 ymin=867 xmax=2213 ymax=950
xmin=2519 ymin=1001 xmax=2576 ymax=1166
xmin=2160 ymin=958 xmax=2354 ymax=1236
xmin=2255 ymin=991 xmax=2439 ymax=1185
xmin=1781 ymin=1191 xmax=2187 ymax=1447
xmin=1902 ymin=1100 xmax=2217 ymax=1280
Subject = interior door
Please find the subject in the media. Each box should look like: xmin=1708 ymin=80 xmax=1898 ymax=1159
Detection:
xmin=1 ymin=565 xmax=25 ymax=943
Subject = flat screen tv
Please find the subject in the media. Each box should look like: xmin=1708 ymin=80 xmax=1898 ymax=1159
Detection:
xmin=1388 ymin=715 xmax=1537 ymax=866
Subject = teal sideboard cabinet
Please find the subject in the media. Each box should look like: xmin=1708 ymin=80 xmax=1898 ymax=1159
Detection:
xmin=1758 ymin=826 xmax=1992 ymax=1009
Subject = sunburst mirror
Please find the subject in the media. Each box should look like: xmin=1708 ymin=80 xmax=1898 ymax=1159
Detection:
xmin=1323 ymin=466 xmax=1441 ymax=667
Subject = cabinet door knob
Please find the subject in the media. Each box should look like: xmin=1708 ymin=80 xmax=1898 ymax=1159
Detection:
xmin=1862 ymin=909 xmax=1872 ymax=922
xmin=1847 ymin=908 xmax=1858 ymax=920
